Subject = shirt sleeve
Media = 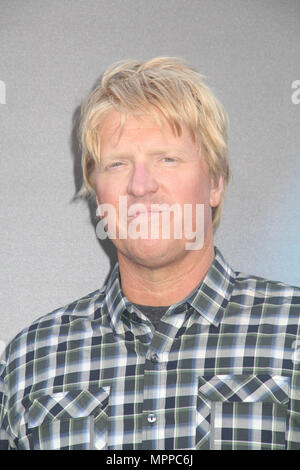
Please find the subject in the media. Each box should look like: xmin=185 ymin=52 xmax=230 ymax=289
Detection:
xmin=0 ymin=354 xmax=15 ymax=449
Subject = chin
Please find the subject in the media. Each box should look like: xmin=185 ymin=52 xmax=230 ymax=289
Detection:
xmin=116 ymin=238 xmax=189 ymax=269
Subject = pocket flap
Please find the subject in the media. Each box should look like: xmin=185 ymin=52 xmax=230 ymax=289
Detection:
xmin=28 ymin=386 xmax=110 ymax=428
xmin=198 ymin=375 xmax=289 ymax=404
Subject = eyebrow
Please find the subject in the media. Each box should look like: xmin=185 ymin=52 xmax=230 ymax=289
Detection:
xmin=101 ymin=148 xmax=183 ymax=159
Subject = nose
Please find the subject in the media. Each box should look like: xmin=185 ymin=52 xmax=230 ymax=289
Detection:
xmin=127 ymin=162 xmax=159 ymax=197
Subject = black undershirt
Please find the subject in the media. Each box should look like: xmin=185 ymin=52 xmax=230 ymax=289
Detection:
xmin=131 ymin=281 xmax=202 ymax=329
xmin=132 ymin=304 xmax=169 ymax=330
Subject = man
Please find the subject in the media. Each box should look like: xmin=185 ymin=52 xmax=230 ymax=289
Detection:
xmin=1 ymin=57 xmax=300 ymax=450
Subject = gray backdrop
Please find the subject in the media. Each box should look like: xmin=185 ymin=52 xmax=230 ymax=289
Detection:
xmin=1 ymin=0 xmax=300 ymax=353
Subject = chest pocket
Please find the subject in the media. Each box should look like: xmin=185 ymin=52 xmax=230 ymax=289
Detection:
xmin=196 ymin=375 xmax=289 ymax=450
xmin=28 ymin=386 xmax=110 ymax=450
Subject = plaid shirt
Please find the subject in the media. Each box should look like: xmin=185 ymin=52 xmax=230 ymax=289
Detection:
xmin=1 ymin=247 xmax=300 ymax=450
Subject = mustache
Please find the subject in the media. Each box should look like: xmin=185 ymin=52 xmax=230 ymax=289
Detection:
xmin=127 ymin=202 xmax=171 ymax=217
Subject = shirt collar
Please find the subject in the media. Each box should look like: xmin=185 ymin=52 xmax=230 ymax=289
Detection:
xmin=103 ymin=246 xmax=236 ymax=333
xmin=187 ymin=246 xmax=236 ymax=327
xmin=102 ymin=265 xmax=131 ymax=335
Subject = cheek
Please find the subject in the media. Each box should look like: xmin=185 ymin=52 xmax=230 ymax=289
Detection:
xmin=94 ymin=171 xmax=129 ymax=205
xmin=96 ymin=188 xmax=114 ymax=205
xmin=94 ymin=176 xmax=119 ymax=205
xmin=173 ymin=178 xmax=210 ymax=206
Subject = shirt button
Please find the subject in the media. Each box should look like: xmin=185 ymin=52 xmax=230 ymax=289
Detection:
xmin=147 ymin=413 xmax=157 ymax=424
xmin=151 ymin=353 xmax=159 ymax=363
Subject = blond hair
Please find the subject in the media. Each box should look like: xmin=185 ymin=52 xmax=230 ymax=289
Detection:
xmin=79 ymin=56 xmax=230 ymax=231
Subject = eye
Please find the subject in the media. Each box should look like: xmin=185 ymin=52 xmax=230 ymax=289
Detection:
xmin=110 ymin=161 xmax=123 ymax=167
xmin=105 ymin=161 xmax=125 ymax=170
xmin=161 ymin=156 xmax=178 ymax=164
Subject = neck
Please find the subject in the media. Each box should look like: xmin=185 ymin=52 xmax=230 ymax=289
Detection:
xmin=118 ymin=240 xmax=215 ymax=306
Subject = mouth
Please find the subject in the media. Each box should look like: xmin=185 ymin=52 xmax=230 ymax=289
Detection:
xmin=127 ymin=204 xmax=168 ymax=219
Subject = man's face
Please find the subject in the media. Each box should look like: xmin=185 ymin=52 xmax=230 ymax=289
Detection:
xmin=93 ymin=111 xmax=222 ymax=269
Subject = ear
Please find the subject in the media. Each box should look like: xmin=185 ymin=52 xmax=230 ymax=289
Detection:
xmin=210 ymin=176 xmax=223 ymax=208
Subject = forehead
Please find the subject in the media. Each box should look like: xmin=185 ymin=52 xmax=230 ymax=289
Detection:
xmin=99 ymin=110 xmax=194 ymax=152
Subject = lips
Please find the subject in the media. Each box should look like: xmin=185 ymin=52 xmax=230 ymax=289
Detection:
xmin=127 ymin=203 xmax=167 ymax=219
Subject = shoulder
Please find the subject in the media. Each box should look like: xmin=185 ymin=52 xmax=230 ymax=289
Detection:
xmin=1 ymin=287 xmax=107 ymax=369
xmin=234 ymin=271 xmax=300 ymax=297
xmin=232 ymin=271 xmax=300 ymax=312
